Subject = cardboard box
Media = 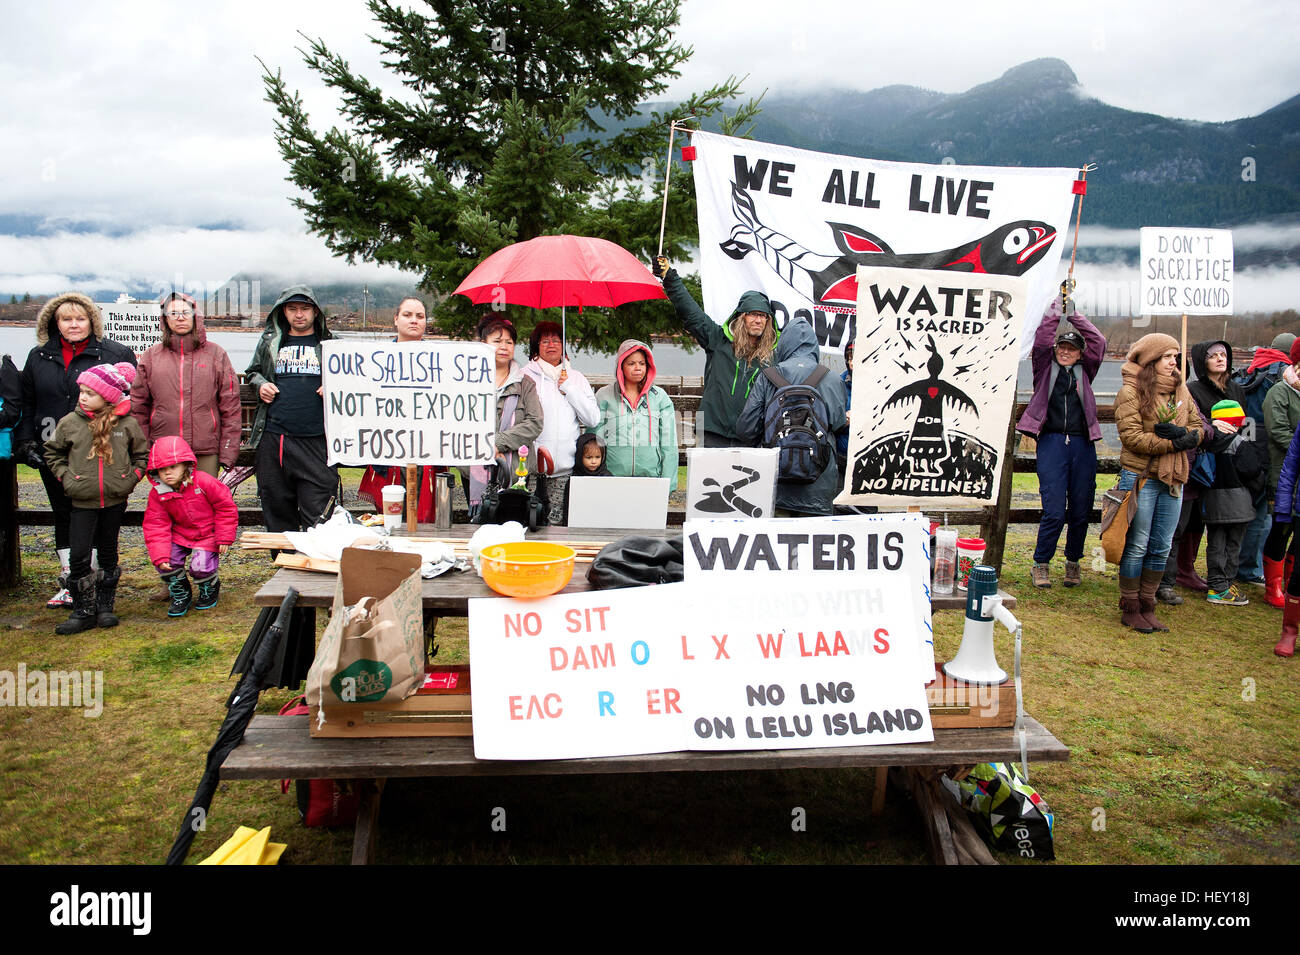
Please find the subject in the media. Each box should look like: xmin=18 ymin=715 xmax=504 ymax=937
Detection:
xmin=926 ymin=662 xmax=1016 ymax=728
xmin=310 ymin=665 xmax=473 ymax=738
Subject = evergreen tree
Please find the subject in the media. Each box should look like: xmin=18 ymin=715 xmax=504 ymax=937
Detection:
xmin=8 ymin=295 xmax=15 ymax=305
xmin=261 ymin=0 xmax=758 ymax=351
xmin=22 ymin=293 xmax=30 ymax=304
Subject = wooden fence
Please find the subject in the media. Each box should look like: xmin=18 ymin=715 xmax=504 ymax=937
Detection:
xmin=0 ymin=374 xmax=1123 ymax=584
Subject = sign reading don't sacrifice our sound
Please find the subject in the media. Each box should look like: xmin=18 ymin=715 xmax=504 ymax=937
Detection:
xmin=322 ymin=340 xmax=498 ymax=467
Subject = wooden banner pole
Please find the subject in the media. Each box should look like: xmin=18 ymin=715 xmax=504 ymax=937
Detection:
xmin=406 ymin=464 xmax=419 ymax=533
xmin=1181 ymin=314 xmax=1188 ymax=383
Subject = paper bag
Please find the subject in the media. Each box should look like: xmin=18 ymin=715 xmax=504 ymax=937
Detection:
xmin=306 ymin=547 xmax=424 ymax=711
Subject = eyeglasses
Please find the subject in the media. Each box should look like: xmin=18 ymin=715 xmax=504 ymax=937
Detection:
xmin=164 ymin=310 xmax=193 ymax=318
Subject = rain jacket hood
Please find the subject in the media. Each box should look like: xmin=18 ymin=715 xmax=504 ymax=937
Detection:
xmin=1190 ymin=340 xmax=1232 ymax=385
xmin=771 ymin=313 xmax=817 ymax=364
xmin=265 ymin=285 xmax=328 ymax=338
xmin=723 ymin=290 xmax=779 ymax=343
xmin=613 ymin=338 xmax=658 ymax=409
xmin=147 ymin=435 xmax=198 ymax=474
xmin=158 ymin=293 xmax=208 ymax=351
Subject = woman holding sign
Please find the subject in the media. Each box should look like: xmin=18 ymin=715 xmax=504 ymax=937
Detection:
xmin=1112 ymin=334 xmax=1203 ymax=633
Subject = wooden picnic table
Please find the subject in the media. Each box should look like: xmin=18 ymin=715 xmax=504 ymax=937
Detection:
xmin=226 ymin=524 xmax=1050 ymax=864
xmin=251 ymin=523 xmax=1016 ymax=613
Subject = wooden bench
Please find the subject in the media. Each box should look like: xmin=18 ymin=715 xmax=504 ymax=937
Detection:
xmin=221 ymin=713 xmax=1068 ymax=864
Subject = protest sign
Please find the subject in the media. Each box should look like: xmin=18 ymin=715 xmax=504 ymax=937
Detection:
xmin=691 ymin=130 xmax=1076 ymax=357
xmin=1138 ymin=227 xmax=1234 ymax=315
xmin=836 ymin=265 xmax=1026 ymax=508
xmin=684 ymin=448 xmax=778 ymax=519
xmin=98 ymin=302 xmax=161 ymax=354
xmin=468 ymin=575 xmax=932 ymax=760
xmin=321 ymin=340 xmax=497 ymax=467
xmin=684 ymin=514 xmax=934 ymax=683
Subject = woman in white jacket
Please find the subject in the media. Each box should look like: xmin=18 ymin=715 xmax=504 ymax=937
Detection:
xmin=521 ymin=321 xmax=600 ymax=525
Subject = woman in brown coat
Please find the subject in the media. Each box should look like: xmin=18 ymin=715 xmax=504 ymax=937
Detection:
xmin=1112 ymin=333 xmax=1203 ymax=632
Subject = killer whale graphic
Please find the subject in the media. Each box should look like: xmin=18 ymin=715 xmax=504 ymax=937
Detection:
xmin=719 ymin=182 xmax=1057 ymax=313
xmin=880 ymin=334 xmax=978 ymax=476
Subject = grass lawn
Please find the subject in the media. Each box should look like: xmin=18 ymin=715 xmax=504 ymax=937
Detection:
xmin=0 ymin=466 xmax=1296 ymax=865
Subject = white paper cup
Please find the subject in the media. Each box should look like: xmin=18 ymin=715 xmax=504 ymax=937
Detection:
xmin=381 ymin=484 xmax=406 ymax=531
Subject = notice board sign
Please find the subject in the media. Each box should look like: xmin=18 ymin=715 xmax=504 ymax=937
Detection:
xmin=1139 ymin=227 xmax=1234 ymax=315
xmin=467 ymin=575 xmax=932 ymax=760
xmin=322 ymin=340 xmax=497 ymax=467
xmin=837 ymin=265 xmax=1026 ymax=508
xmin=98 ymin=302 xmax=161 ymax=354
xmin=683 ymin=514 xmax=935 ymax=683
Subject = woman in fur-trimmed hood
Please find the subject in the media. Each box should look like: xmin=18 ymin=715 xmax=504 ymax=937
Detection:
xmin=17 ymin=292 xmax=136 ymax=609
xmin=130 ymin=292 xmax=242 ymax=476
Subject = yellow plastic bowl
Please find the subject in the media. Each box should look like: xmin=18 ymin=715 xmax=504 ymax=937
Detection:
xmin=479 ymin=542 xmax=576 ymax=598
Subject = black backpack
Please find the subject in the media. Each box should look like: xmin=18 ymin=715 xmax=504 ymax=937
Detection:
xmin=761 ymin=365 xmax=833 ymax=484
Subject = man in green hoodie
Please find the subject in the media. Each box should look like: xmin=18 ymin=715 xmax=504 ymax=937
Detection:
xmin=244 ymin=285 xmax=339 ymax=534
xmin=654 ymin=256 xmax=779 ymax=447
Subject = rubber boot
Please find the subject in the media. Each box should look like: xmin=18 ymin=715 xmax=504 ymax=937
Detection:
xmin=95 ymin=567 xmax=121 ymax=629
xmin=1119 ymin=577 xmax=1151 ymax=632
xmin=1139 ymin=568 xmax=1170 ymax=632
xmin=48 ymin=547 xmax=73 ymax=609
xmin=1275 ymin=594 xmax=1300 ymax=658
xmin=163 ymin=569 xmax=192 ymax=617
xmin=54 ymin=574 xmax=98 ymax=634
xmin=194 ymin=573 xmax=220 ymax=611
xmin=1175 ymin=531 xmax=1209 ymax=591
xmin=1263 ymin=557 xmax=1286 ymax=608
xmin=1286 ymin=554 xmax=1295 ymax=590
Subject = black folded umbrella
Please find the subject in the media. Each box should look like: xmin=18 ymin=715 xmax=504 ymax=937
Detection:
xmin=166 ymin=588 xmax=299 ymax=866
xmin=230 ymin=605 xmax=317 ymax=693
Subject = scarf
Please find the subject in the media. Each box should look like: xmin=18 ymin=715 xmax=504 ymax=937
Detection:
xmin=1285 ymin=365 xmax=1300 ymax=394
xmin=533 ymin=358 xmax=563 ymax=383
xmin=1120 ymin=359 xmax=1191 ymax=493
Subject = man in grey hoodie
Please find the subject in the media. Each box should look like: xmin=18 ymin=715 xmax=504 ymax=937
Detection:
xmin=737 ymin=317 xmax=846 ymax=516
xmin=244 ymin=285 xmax=339 ymax=533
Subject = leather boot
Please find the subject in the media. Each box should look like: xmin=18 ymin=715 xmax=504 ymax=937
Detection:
xmin=1275 ymin=594 xmax=1300 ymax=658
xmin=54 ymin=574 xmax=98 ymax=635
xmin=1139 ymin=568 xmax=1170 ymax=631
xmin=163 ymin=569 xmax=192 ymax=617
xmin=95 ymin=567 xmax=121 ymax=628
xmin=1263 ymin=557 xmax=1286 ymax=608
xmin=194 ymin=573 xmax=220 ymax=611
xmin=1175 ymin=531 xmax=1209 ymax=591
xmin=1119 ymin=577 xmax=1151 ymax=632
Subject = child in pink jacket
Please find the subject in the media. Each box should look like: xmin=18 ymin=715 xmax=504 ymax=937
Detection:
xmin=142 ymin=435 xmax=238 ymax=616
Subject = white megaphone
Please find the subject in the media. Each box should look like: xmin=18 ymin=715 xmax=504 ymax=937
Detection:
xmin=943 ymin=564 xmax=1019 ymax=685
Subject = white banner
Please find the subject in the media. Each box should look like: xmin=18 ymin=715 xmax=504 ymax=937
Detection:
xmin=468 ymin=575 xmax=932 ymax=760
xmin=836 ymin=266 xmax=1026 ymax=508
xmin=97 ymin=302 xmax=160 ymax=355
xmin=684 ymin=448 xmax=778 ymax=519
xmin=691 ymin=130 xmax=1077 ymax=357
xmin=683 ymin=514 xmax=935 ymax=683
xmin=1138 ymin=227 xmax=1234 ymax=315
xmin=322 ymin=340 xmax=497 ymax=467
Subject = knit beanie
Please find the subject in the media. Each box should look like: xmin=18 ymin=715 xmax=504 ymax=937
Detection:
xmin=1211 ymin=399 xmax=1245 ymax=429
xmin=1289 ymin=338 xmax=1300 ymax=366
xmin=1271 ymin=332 xmax=1297 ymax=354
xmin=78 ymin=362 xmax=137 ymax=408
xmin=1125 ymin=333 xmax=1181 ymax=367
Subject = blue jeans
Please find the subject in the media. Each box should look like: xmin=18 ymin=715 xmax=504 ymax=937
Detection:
xmin=1235 ymin=496 xmax=1269 ymax=579
xmin=1117 ymin=469 xmax=1182 ymax=577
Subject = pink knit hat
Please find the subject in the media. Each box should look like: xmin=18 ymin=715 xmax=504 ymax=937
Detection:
xmin=77 ymin=362 xmax=137 ymax=411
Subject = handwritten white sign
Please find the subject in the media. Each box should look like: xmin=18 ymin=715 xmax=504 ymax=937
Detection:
xmin=467 ymin=575 xmax=932 ymax=760
xmin=1139 ymin=227 xmax=1234 ymax=315
xmin=322 ymin=340 xmax=498 ymax=466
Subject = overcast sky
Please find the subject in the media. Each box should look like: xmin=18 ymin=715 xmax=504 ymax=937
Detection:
xmin=1 ymin=0 xmax=1296 ymax=301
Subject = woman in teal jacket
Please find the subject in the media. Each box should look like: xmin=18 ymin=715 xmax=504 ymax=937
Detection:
xmin=594 ymin=339 xmax=678 ymax=489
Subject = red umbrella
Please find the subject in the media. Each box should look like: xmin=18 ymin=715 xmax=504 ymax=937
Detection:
xmin=454 ymin=234 xmax=667 ymax=309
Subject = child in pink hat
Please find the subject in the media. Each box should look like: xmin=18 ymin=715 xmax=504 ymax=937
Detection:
xmin=43 ymin=361 xmax=149 ymax=633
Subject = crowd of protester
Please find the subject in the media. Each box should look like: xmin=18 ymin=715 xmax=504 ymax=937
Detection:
xmin=12 ymin=274 xmax=1299 ymax=657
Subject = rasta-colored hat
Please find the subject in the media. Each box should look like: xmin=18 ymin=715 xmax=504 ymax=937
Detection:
xmin=1211 ymin=399 xmax=1245 ymax=429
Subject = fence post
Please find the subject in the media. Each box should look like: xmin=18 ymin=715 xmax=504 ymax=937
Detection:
xmin=983 ymin=415 xmax=1020 ymax=574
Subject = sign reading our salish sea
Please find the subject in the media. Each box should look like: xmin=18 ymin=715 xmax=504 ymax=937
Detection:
xmin=322 ymin=340 xmax=497 ymax=467
xmin=838 ymin=265 xmax=1027 ymax=509
xmin=467 ymin=575 xmax=931 ymax=761
xmin=1138 ymin=227 xmax=1234 ymax=315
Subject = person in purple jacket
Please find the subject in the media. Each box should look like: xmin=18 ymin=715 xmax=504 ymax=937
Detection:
xmin=1016 ymin=290 xmax=1106 ymax=588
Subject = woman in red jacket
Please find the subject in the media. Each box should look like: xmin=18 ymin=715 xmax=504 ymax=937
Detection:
xmin=130 ymin=293 xmax=242 ymax=477
xmin=143 ymin=435 xmax=239 ymax=616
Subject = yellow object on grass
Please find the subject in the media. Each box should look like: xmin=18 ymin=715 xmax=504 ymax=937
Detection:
xmin=199 ymin=825 xmax=287 ymax=865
